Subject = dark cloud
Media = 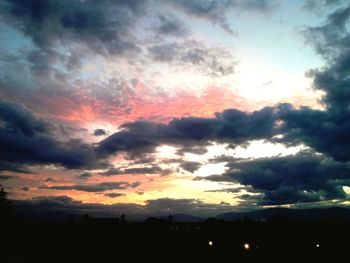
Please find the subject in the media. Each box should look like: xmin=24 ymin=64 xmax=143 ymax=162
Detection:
xmin=45 ymin=177 xmax=56 ymax=182
xmin=278 ymin=5 xmax=350 ymax=162
xmin=98 ymin=106 xmax=277 ymax=157
xmin=148 ymin=43 xmax=180 ymax=62
xmin=0 ymin=0 xmax=149 ymax=90
xmin=276 ymin=104 xmax=350 ymax=162
xmin=154 ymin=14 xmax=189 ymax=37
xmin=40 ymin=181 xmax=141 ymax=192
xmin=0 ymin=99 xmax=108 ymax=172
xmin=0 ymin=97 xmax=49 ymax=136
xmin=168 ymin=0 xmax=279 ymax=34
xmin=13 ymin=195 xmax=236 ymax=218
xmin=100 ymin=166 xmax=171 ymax=176
xmin=302 ymin=0 xmax=346 ymax=13
xmin=144 ymin=198 xmax=235 ymax=216
xmin=78 ymin=172 xmax=93 ymax=179
xmin=303 ymin=4 xmax=350 ymax=58
xmin=0 ymin=175 xmax=14 ymax=180
xmin=179 ymin=161 xmax=202 ymax=173
xmin=104 ymin=192 xmax=125 ymax=198
xmin=131 ymin=156 xmax=157 ymax=165
xmin=175 ymin=145 xmax=208 ymax=156
xmin=21 ymin=187 xmax=29 ymax=191
xmin=205 ymin=186 xmax=258 ymax=194
xmin=202 ymin=151 xmax=350 ymax=205
xmin=0 ymin=161 xmax=33 ymax=174
xmin=93 ymin=129 xmax=107 ymax=136
xmin=148 ymin=40 xmax=236 ymax=76
xmin=13 ymin=195 xmax=116 ymax=219
xmin=0 ymin=98 xmax=274 ymax=172
xmin=0 ymin=0 xmax=146 ymax=56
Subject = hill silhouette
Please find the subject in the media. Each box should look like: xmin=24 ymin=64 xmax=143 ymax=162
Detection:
xmin=2 ymin=201 xmax=350 ymax=262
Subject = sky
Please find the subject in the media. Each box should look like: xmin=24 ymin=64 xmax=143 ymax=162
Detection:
xmin=1 ymin=0 xmax=350 ymax=218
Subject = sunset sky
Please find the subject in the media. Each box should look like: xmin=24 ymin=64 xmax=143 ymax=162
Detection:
xmin=1 ymin=0 xmax=350 ymax=218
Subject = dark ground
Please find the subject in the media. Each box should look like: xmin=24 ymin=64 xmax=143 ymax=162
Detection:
xmin=1 ymin=217 xmax=349 ymax=262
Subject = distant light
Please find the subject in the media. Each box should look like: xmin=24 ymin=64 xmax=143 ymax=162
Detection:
xmin=243 ymin=243 xmax=250 ymax=250
xmin=316 ymin=244 xmax=320 ymax=248
xmin=208 ymin=241 xmax=213 ymax=246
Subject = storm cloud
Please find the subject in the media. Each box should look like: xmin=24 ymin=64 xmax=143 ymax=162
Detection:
xmin=276 ymin=4 xmax=350 ymax=162
xmin=0 ymin=99 xmax=107 ymax=172
xmin=201 ymin=151 xmax=350 ymax=205
xmin=98 ymin=106 xmax=277 ymax=157
xmin=0 ymin=97 xmax=277 ymax=172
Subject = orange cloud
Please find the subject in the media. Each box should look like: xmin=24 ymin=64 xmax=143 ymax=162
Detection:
xmin=50 ymin=84 xmax=252 ymax=127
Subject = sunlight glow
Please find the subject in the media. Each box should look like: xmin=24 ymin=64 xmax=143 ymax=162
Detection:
xmin=232 ymin=140 xmax=306 ymax=159
xmin=193 ymin=163 xmax=227 ymax=177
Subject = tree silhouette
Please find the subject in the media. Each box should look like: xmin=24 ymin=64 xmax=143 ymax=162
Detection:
xmin=120 ymin=214 xmax=126 ymax=223
xmin=0 ymin=184 xmax=15 ymax=223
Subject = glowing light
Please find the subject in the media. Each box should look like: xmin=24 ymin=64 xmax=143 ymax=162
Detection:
xmin=243 ymin=243 xmax=250 ymax=250
xmin=343 ymin=186 xmax=350 ymax=194
xmin=156 ymin=145 xmax=179 ymax=159
xmin=208 ymin=241 xmax=213 ymax=246
xmin=193 ymin=162 xmax=227 ymax=177
xmin=233 ymin=140 xmax=306 ymax=159
xmin=316 ymin=244 xmax=320 ymax=248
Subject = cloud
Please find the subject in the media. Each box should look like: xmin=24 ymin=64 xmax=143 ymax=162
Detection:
xmin=148 ymin=40 xmax=237 ymax=76
xmin=302 ymin=0 xmax=346 ymax=13
xmin=104 ymin=192 xmax=125 ymax=198
xmin=201 ymin=151 xmax=350 ymax=205
xmin=13 ymin=195 xmax=236 ymax=218
xmin=279 ymin=5 xmax=350 ymax=162
xmin=78 ymin=172 xmax=93 ymax=179
xmin=100 ymin=166 xmax=171 ymax=176
xmin=40 ymin=181 xmax=141 ymax=192
xmin=154 ymin=14 xmax=190 ymax=37
xmin=45 ymin=177 xmax=56 ymax=182
xmin=148 ymin=42 xmax=180 ymax=62
xmin=167 ymin=0 xmax=279 ymax=34
xmin=44 ymin=182 xmax=141 ymax=193
xmin=0 ymin=161 xmax=33 ymax=174
xmin=0 ymin=98 xmax=274 ymax=173
xmin=93 ymin=129 xmax=107 ymax=136
xmin=303 ymin=4 xmax=350 ymax=58
xmin=0 ymin=99 xmax=110 ymax=172
xmin=179 ymin=161 xmax=202 ymax=173
xmin=0 ymin=96 xmax=49 ymax=136
xmin=97 ymin=106 xmax=277 ymax=157
xmin=0 ymin=0 xmax=146 ymax=56
xmin=276 ymin=104 xmax=350 ymax=162
xmin=0 ymin=175 xmax=14 ymax=180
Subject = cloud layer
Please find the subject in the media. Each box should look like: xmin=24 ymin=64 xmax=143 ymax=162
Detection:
xmin=1 ymin=1 xmax=350 ymax=215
